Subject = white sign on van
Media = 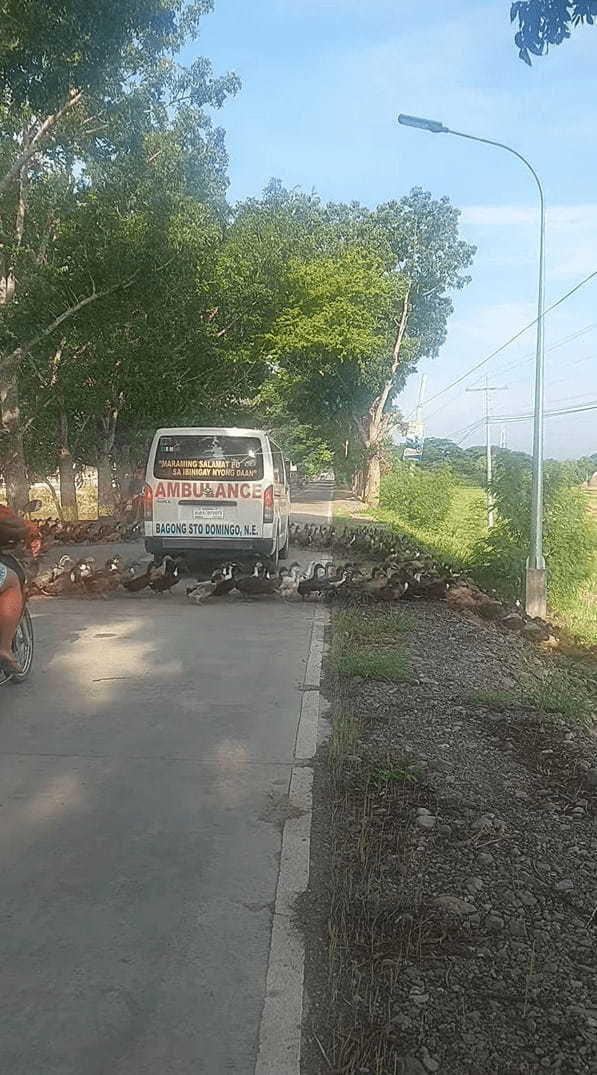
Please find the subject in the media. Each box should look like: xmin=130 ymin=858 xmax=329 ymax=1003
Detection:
xmin=193 ymin=508 xmax=224 ymax=520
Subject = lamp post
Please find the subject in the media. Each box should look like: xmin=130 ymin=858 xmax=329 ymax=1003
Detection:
xmin=398 ymin=113 xmax=547 ymax=617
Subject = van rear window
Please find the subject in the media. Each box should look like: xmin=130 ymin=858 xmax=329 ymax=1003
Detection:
xmin=153 ymin=435 xmax=264 ymax=481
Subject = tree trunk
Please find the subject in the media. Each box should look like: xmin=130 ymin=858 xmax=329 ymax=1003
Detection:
xmin=58 ymin=406 xmax=78 ymax=521
xmin=352 ymin=468 xmax=365 ymax=500
xmin=114 ymin=443 xmax=132 ymax=510
xmin=0 ymin=369 xmax=29 ymax=508
xmin=96 ymin=400 xmax=122 ymax=517
xmin=354 ymin=288 xmax=412 ymax=509
xmin=364 ymin=453 xmax=382 ymax=507
xmin=97 ymin=448 xmax=115 ymax=516
xmin=0 ymin=148 xmax=30 ymax=509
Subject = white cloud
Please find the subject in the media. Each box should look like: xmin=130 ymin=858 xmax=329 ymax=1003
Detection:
xmin=460 ymin=203 xmax=597 ymax=284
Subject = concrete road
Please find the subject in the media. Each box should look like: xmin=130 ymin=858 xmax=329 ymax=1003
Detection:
xmin=0 ymin=484 xmax=333 ymax=1075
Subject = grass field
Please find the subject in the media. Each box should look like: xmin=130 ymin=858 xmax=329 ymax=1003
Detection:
xmin=335 ymin=483 xmax=596 ymax=646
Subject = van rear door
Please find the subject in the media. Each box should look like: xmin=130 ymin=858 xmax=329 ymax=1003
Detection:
xmin=150 ymin=432 xmax=265 ymax=541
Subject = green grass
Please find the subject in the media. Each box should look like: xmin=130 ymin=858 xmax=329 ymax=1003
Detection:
xmin=370 ymin=765 xmax=420 ymax=787
xmin=470 ymin=668 xmax=594 ymax=723
xmin=331 ymin=604 xmax=412 ymax=683
xmin=332 ymin=646 xmax=412 ymax=682
xmin=328 ymin=712 xmax=363 ymax=766
xmin=338 ymin=480 xmax=596 ymax=649
xmin=334 ymin=607 xmax=408 ymax=642
xmin=8 ymin=480 xmax=100 ymax=520
xmin=373 ymin=483 xmax=487 ymax=566
xmin=550 ymin=567 xmax=597 ymax=648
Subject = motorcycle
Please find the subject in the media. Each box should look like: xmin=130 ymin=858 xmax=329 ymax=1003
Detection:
xmin=0 ymin=498 xmax=41 ymax=685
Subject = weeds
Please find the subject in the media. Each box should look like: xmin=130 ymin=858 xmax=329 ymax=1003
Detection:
xmin=470 ymin=668 xmax=594 ymax=723
xmin=329 ymin=712 xmax=363 ymax=767
xmin=330 ymin=607 xmax=412 ymax=684
xmin=525 ymin=668 xmax=594 ymax=722
xmin=332 ymin=647 xmax=412 ymax=682
xmin=370 ymin=766 xmax=419 ymax=787
xmin=334 ymin=607 xmax=408 ymax=642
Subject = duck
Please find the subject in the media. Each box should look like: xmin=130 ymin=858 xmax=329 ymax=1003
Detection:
xmin=186 ymin=570 xmax=223 ymax=604
xmin=211 ymin=563 xmax=237 ymax=596
xmin=297 ymin=563 xmax=328 ymax=599
xmin=186 ymin=565 xmax=236 ymax=603
xmin=149 ymin=556 xmax=180 ymax=594
xmin=123 ymin=561 xmax=160 ymax=593
xmin=232 ymin=562 xmax=281 ymax=597
xmin=278 ymin=561 xmax=302 ymax=598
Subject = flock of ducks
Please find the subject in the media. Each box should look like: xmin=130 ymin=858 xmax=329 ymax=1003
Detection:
xmin=34 ymin=517 xmax=142 ymax=546
xmin=29 ymin=552 xmax=453 ymax=605
xmin=27 ymin=518 xmax=459 ymax=606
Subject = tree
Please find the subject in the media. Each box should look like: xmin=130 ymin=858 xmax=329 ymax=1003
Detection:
xmin=0 ymin=0 xmax=238 ymax=508
xmin=511 ymin=1 xmax=597 ymax=64
xmin=261 ymin=187 xmax=475 ymax=506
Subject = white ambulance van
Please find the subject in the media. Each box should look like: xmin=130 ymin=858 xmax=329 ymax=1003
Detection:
xmin=144 ymin=427 xmax=291 ymax=567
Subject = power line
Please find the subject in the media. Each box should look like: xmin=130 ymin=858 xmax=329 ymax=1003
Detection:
xmin=508 ymin=352 xmax=595 ymax=389
xmin=468 ymin=321 xmax=597 ymax=386
xmin=492 ymin=400 xmax=597 ymax=424
xmin=412 ymin=267 xmax=597 ymax=418
xmin=443 ymin=400 xmax=596 ymax=442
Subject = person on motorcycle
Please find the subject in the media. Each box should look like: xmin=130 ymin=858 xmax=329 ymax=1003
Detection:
xmin=0 ymin=505 xmax=41 ymax=676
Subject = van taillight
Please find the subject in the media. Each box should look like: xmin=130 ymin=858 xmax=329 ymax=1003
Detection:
xmin=263 ymin=485 xmax=274 ymax=524
xmin=143 ymin=483 xmax=153 ymax=521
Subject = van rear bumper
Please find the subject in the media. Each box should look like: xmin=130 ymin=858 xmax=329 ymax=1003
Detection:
xmin=145 ymin=537 xmax=276 ymax=561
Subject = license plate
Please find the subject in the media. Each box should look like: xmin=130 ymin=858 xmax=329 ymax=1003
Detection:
xmin=193 ymin=508 xmax=224 ymax=520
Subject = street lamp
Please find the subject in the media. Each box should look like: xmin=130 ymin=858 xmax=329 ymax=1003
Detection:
xmin=398 ymin=113 xmax=546 ymax=617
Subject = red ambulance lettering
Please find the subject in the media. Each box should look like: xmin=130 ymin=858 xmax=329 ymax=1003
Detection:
xmin=166 ymin=482 xmax=180 ymax=498
xmin=193 ymin=482 xmax=204 ymax=497
xmin=155 ymin=483 xmax=166 ymax=498
xmin=252 ymin=485 xmax=262 ymax=499
xmin=215 ymin=483 xmax=226 ymax=498
xmin=227 ymin=483 xmax=239 ymax=498
xmin=239 ymin=484 xmax=251 ymax=499
xmin=181 ymin=482 xmax=192 ymax=498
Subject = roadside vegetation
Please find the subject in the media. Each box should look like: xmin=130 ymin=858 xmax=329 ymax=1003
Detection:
xmin=346 ymin=447 xmax=596 ymax=646
xmin=304 ymin=579 xmax=597 ymax=1074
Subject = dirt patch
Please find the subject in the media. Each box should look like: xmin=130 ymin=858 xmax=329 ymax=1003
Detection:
xmin=301 ymin=600 xmax=597 ymax=1074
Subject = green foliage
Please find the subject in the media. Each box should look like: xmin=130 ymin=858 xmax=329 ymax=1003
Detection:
xmin=511 ymin=1 xmax=597 ymax=65
xmin=0 ymin=0 xmax=212 ymax=114
xmin=269 ymin=421 xmax=333 ymax=478
xmin=380 ymin=460 xmax=455 ymax=528
xmin=221 ymin=184 xmax=475 ymax=492
xmin=470 ymin=458 xmax=595 ymax=609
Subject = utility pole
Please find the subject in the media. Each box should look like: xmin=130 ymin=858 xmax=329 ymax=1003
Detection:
xmin=415 ymin=374 xmax=427 ymax=426
xmin=466 ymin=377 xmax=507 ymax=528
xmin=499 ymin=425 xmax=507 ymax=450
xmin=397 ymin=112 xmax=547 ymax=617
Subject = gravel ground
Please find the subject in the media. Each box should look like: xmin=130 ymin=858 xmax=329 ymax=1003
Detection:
xmin=302 ymin=600 xmax=597 ymax=1075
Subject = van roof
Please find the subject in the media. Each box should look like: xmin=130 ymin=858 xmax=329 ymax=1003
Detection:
xmin=151 ymin=426 xmax=269 ymax=439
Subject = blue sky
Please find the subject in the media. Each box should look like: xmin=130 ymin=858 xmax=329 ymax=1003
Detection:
xmin=186 ymin=0 xmax=596 ymax=459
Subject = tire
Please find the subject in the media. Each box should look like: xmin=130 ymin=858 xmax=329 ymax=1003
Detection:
xmin=1 ymin=607 xmax=34 ymax=685
xmin=278 ymin=525 xmax=289 ymax=561
xmin=269 ymin=533 xmax=279 ymax=572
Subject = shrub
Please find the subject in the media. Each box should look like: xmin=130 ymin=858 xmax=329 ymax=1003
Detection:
xmin=470 ymin=458 xmax=595 ymax=610
xmin=380 ymin=461 xmax=454 ymax=528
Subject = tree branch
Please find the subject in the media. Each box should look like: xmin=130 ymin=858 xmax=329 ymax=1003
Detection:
xmin=0 ymin=90 xmax=83 ymax=197
xmin=0 ymin=269 xmax=143 ymax=376
xmin=369 ymin=286 xmax=411 ymax=432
